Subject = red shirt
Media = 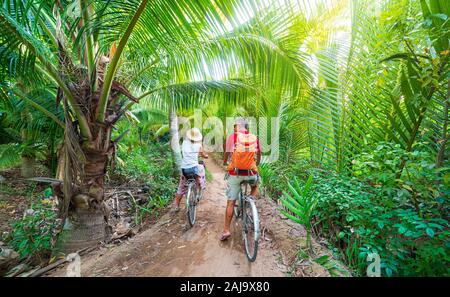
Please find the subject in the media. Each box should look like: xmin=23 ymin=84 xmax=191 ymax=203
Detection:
xmin=226 ymin=129 xmax=260 ymax=176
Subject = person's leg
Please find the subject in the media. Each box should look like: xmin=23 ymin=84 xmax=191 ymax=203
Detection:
xmin=222 ymin=200 xmax=235 ymax=236
xmin=174 ymin=193 xmax=183 ymax=207
xmin=250 ymin=185 xmax=259 ymax=198
xmin=221 ymin=175 xmax=240 ymax=240
xmin=195 ymin=175 xmax=202 ymax=200
xmin=250 ymin=174 xmax=259 ymax=198
xmin=198 ymin=164 xmax=206 ymax=186
xmin=173 ymin=174 xmax=187 ymax=211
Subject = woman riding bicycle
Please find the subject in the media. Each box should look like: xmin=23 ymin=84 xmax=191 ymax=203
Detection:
xmin=172 ymin=128 xmax=208 ymax=212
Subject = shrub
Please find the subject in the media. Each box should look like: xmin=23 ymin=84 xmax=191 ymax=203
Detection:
xmin=6 ymin=198 xmax=59 ymax=263
xmin=265 ymin=141 xmax=449 ymax=276
xmin=115 ymin=140 xmax=177 ymax=222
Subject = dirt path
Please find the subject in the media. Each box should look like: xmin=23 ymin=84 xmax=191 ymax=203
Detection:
xmin=51 ymin=158 xmax=293 ymax=277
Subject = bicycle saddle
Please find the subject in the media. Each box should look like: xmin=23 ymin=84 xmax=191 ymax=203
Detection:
xmin=185 ymin=174 xmax=197 ymax=181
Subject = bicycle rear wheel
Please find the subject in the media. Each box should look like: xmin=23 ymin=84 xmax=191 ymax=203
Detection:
xmin=242 ymin=197 xmax=260 ymax=262
xmin=186 ymin=184 xmax=197 ymax=227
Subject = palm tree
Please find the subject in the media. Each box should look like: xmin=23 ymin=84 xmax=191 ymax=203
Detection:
xmin=0 ymin=0 xmax=307 ymax=251
xmin=306 ymin=0 xmax=449 ymax=174
xmin=0 ymin=86 xmax=64 ymax=176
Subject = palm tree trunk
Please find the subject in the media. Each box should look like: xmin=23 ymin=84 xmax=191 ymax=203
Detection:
xmin=169 ymin=104 xmax=182 ymax=173
xmin=20 ymin=156 xmax=35 ymax=178
xmin=59 ymin=122 xmax=113 ymax=253
xmin=55 ymin=145 xmax=65 ymax=180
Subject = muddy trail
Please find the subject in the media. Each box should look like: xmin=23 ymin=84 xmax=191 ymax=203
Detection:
xmin=49 ymin=158 xmax=336 ymax=277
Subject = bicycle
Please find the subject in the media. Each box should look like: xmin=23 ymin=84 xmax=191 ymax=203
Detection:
xmin=233 ymin=179 xmax=261 ymax=262
xmin=185 ymin=161 xmax=205 ymax=227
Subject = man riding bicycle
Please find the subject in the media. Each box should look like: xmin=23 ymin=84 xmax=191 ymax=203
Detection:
xmin=172 ymin=128 xmax=208 ymax=212
xmin=220 ymin=118 xmax=261 ymax=241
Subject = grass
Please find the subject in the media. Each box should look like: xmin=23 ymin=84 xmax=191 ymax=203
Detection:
xmin=0 ymin=181 xmax=41 ymax=199
xmin=0 ymin=200 xmax=9 ymax=209
xmin=0 ymin=183 xmax=20 ymax=195
xmin=205 ymin=167 xmax=213 ymax=182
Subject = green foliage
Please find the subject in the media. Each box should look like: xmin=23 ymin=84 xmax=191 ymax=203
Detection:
xmin=307 ymin=0 xmax=449 ymax=172
xmin=259 ymin=159 xmax=312 ymax=199
xmin=205 ymin=167 xmax=213 ymax=182
xmin=267 ymin=138 xmax=449 ymax=276
xmin=0 ymin=143 xmax=22 ymax=169
xmin=280 ymin=175 xmax=316 ymax=252
xmin=5 ymin=195 xmax=58 ymax=262
xmin=313 ymin=254 xmax=351 ymax=277
xmin=116 ymin=142 xmax=176 ymax=195
xmin=113 ymin=122 xmax=178 ymax=223
xmin=117 ymin=142 xmax=176 ymax=197
xmin=0 ymin=0 xmax=448 ymax=278
xmin=351 ymin=141 xmax=449 ymax=215
xmin=128 ymin=192 xmax=170 ymax=225
xmin=309 ymin=159 xmax=449 ymax=276
xmin=0 ymin=89 xmax=64 ymax=174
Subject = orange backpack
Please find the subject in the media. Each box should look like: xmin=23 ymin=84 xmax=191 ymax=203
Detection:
xmin=228 ymin=132 xmax=258 ymax=171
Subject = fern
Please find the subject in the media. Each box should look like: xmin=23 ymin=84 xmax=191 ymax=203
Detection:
xmin=0 ymin=143 xmax=21 ymax=169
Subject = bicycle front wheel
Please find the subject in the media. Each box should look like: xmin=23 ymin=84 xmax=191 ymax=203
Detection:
xmin=186 ymin=184 xmax=197 ymax=227
xmin=234 ymin=183 xmax=247 ymax=218
xmin=242 ymin=197 xmax=260 ymax=262
xmin=234 ymin=190 xmax=243 ymax=218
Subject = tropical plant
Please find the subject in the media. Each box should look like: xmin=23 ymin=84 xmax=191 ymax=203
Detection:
xmin=280 ymin=175 xmax=317 ymax=253
xmin=306 ymin=0 xmax=449 ymax=174
xmin=1 ymin=0 xmax=309 ymax=251
xmin=6 ymin=197 xmax=59 ymax=263
xmin=0 ymin=87 xmax=64 ymax=176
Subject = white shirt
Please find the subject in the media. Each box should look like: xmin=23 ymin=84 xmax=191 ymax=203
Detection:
xmin=181 ymin=139 xmax=202 ymax=169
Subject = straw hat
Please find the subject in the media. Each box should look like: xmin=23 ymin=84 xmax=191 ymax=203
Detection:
xmin=186 ymin=127 xmax=203 ymax=142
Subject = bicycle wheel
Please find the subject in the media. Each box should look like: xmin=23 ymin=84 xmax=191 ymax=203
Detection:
xmin=234 ymin=190 xmax=242 ymax=218
xmin=186 ymin=183 xmax=197 ymax=227
xmin=242 ymin=197 xmax=260 ymax=262
xmin=234 ymin=183 xmax=247 ymax=218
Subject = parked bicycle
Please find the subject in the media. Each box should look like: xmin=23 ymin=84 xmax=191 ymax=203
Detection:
xmin=233 ymin=180 xmax=260 ymax=262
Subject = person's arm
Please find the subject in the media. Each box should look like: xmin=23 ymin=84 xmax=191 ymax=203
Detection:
xmin=223 ymin=133 xmax=234 ymax=165
xmin=256 ymin=151 xmax=261 ymax=166
xmin=199 ymin=145 xmax=209 ymax=158
xmin=256 ymin=139 xmax=261 ymax=166
xmin=223 ymin=151 xmax=230 ymax=165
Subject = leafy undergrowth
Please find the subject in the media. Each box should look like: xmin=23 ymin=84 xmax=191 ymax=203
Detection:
xmin=0 ymin=170 xmax=50 ymax=235
xmin=0 ymin=178 xmax=59 ymax=273
xmin=4 ymin=197 xmax=58 ymax=264
xmin=109 ymin=141 xmax=178 ymax=227
xmin=260 ymin=141 xmax=450 ymax=277
xmin=0 ymin=140 xmax=178 ymax=273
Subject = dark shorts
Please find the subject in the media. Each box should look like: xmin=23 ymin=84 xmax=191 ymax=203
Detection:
xmin=177 ymin=165 xmax=206 ymax=196
xmin=181 ymin=166 xmax=199 ymax=179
